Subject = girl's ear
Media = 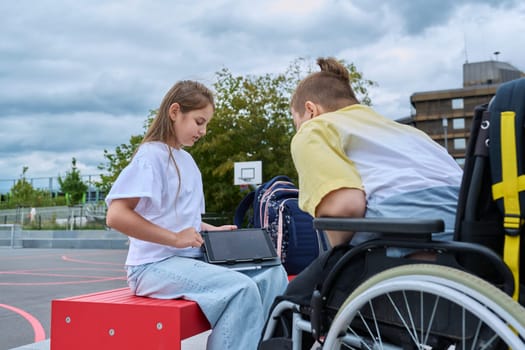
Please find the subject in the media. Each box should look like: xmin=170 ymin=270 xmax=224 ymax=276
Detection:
xmin=169 ymin=103 xmax=181 ymax=121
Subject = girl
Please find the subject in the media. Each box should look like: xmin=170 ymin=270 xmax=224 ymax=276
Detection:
xmin=105 ymin=80 xmax=288 ymax=350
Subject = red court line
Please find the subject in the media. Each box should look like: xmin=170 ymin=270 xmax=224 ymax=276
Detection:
xmin=61 ymin=255 xmax=123 ymax=265
xmin=0 ymin=267 xmax=126 ymax=286
xmin=2 ymin=271 xmax=122 ymax=278
xmin=0 ymin=250 xmax=125 ymax=263
xmin=0 ymin=267 xmax=125 ymax=275
xmin=0 ymin=303 xmax=46 ymax=342
xmin=0 ymin=277 xmax=126 ymax=286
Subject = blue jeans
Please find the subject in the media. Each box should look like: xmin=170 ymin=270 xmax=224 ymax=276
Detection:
xmin=127 ymin=256 xmax=288 ymax=350
xmin=352 ymin=186 xmax=460 ymax=256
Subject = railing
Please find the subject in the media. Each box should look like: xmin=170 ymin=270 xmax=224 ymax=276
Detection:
xmin=0 ymin=205 xmax=107 ymax=230
xmin=0 ymin=224 xmax=22 ymax=248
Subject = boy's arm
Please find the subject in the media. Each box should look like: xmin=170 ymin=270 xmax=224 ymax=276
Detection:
xmin=315 ymin=187 xmax=366 ymax=247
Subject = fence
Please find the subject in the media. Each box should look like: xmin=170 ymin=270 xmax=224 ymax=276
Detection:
xmin=0 ymin=206 xmax=232 ymax=230
xmin=0 ymin=224 xmax=22 ymax=248
xmin=0 ymin=203 xmax=107 ymax=230
xmin=0 ymin=211 xmax=233 ymax=249
xmin=0 ymin=174 xmax=104 ymax=197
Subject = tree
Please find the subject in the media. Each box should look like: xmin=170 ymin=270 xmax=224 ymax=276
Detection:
xmin=96 ymin=58 xmax=376 ymax=214
xmin=6 ymin=167 xmax=60 ymax=209
xmin=189 ymin=66 xmax=298 ymax=213
xmin=96 ymin=111 xmax=155 ymax=194
xmin=190 ymin=58 xmax=376 ymax=214
xmin=10 ymin=167 xmax=36 ymax=207
xmin=58 ymin=158 xmax=88 ymax=205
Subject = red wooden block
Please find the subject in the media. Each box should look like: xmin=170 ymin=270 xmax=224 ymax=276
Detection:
xmin=50 ymin=288 xmax=210 ymax=350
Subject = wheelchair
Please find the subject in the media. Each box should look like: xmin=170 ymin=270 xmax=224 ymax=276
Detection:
xmin=260 ymin=78 xmax=525 ymax=350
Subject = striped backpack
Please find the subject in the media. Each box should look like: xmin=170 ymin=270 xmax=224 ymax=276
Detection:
xmin=233 ymin=175 xmax=327 ymax=274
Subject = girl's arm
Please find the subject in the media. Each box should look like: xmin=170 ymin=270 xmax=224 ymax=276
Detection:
xmin=201 ymin=222 xmax=237 ymax=232
xmin=106 ymin=197 xmax=204 ymax=248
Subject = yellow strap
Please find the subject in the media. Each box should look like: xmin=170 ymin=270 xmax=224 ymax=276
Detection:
xmin=491 ymin=111 xmax=522 ymax=301
xmin=504 ymin=234 xmax=521 ymax=300
xmin=493 ymin=175 xmax=525 ymax=211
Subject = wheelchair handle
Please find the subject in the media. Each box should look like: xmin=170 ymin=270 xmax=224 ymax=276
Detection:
xmin=314 ymin=217 xmax=445 ymax=234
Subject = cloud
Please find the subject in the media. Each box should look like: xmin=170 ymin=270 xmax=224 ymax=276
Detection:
xmin=0 ymin=0 xmax=524 ymax=193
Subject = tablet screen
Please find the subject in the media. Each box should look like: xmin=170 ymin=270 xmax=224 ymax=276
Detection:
xmin=203 ymin=228 xmax=277 ymax=263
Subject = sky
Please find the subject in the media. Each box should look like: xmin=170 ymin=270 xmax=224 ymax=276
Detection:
xmin=1 ymin=0 xmax=524 ymax=193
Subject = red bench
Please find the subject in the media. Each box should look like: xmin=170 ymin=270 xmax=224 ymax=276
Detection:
xmin=50 ymin=275 xmax=295 ymax=349
xmin=50 ymin=288 xmax=210 ymax=350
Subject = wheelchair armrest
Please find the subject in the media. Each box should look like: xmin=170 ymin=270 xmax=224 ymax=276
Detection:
xmin=313 ymin=217 xmax=444 ymax=235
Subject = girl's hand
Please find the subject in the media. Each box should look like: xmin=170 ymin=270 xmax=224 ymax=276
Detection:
xmin=214 ymin=224 xmax=237 ymax=231
xmin=176 ymin=227 xmax=204 ymax=248
xmin=201 ymin=222 xmax=237 ymax=231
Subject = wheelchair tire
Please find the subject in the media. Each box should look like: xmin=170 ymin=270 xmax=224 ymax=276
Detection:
xmin=323 ymin=264 xmax=525 ymax=350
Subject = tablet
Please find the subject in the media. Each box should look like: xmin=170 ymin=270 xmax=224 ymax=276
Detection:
xmin=201 ymin=228 xmax=281 ymax=270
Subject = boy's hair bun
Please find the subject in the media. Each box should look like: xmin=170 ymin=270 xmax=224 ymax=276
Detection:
xmin=317 ymin=57 xmax=350 ymax=83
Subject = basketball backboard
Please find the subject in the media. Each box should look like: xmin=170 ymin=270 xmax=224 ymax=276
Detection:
xmin=234 ymin=161 xmax=262 ymax=185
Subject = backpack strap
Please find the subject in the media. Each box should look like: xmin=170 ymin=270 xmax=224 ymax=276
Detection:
xmin=267 ymin=175 xmax=293 ymax=184
xmin=233 ymin=191 xmax=256 ymax=227
xmin=490 ymin=78 xmax=525 ymax=300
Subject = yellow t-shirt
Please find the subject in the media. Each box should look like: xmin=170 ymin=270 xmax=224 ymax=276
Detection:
xmin=291 ymin=104 xmax=462 ymax=217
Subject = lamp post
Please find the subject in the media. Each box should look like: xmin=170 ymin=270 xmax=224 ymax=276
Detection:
xmin=442 ymin=117 xmax=448 ymax=152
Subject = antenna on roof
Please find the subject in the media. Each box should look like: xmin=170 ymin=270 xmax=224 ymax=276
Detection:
xmin=493 ymin=51 xmax=500 ymax=61
xmin=463 ymin=31 xmax=469 ymax=63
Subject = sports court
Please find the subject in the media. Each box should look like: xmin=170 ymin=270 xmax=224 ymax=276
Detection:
xmin=0 ymin=248 xmax=209 ymax=350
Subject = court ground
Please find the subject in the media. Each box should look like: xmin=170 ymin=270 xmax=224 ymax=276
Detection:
xmin=0 ymin=247 xmax=209 ymax=349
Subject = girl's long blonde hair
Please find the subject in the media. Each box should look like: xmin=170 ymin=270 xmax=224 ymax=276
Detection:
xmin=143 ymin=80 xmax=214 ymax=145
xmin=141 ymin=80 xmax=214 ymax=200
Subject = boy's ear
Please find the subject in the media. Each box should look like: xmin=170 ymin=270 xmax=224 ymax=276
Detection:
xmin=305 ymin=101 xmax=323 ymax=118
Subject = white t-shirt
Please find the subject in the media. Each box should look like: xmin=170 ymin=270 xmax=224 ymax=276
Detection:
xmin=105 ymin=141 xmax=205 ymax=266
xmin=291 ymin=104 xmax=463 ymax=217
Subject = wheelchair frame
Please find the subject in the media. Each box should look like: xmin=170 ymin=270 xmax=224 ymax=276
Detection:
xmin=261 ymin=217 xmax=525 ymax=350
xmin=261 ymin=78 xmax=525 ymax=349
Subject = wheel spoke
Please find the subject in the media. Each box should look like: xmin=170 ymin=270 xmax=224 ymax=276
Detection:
xmin=323 ymin=265 xmax=525 ymax=350
xmin=387 ymin=292 xmax=420 ymax=346
xmin=422 ymin=293 xmax=439 ymax=346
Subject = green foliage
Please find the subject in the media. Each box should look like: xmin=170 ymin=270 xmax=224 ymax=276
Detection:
xmin=10 ymin=167 xmax=36 ymax=207
xmin=190 ymin=58 xmax=376 ymax=214
xmin=7 ymin=166 xmax=58 ymax=208
xmin=96 ymin=58 xmax=377 ymax=215
xmin=96 ymin=134 xmax=144 ymax=194
xmin=189 ymin=66 xmax=299 ymax=214
xmin=58 ymin=158 xmax=88 ymax=205
xmin=95 ymin=110 xmax=155 ymax=193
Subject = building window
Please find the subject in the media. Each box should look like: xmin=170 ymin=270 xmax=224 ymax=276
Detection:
xmin=454 ymin=138 xmax=466 ymax=150
xmin=456 ymin=158 xmax=465 ymax=167
xmin=452 ymin=98 xmax=464 ymax=110
xmin=452 ymin=118 xmax=465 ymax=129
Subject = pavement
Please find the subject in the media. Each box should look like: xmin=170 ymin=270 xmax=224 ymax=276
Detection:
xmin=0 ymin=248 xmax=209 ymax=350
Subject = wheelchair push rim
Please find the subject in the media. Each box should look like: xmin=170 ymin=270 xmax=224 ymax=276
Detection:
xmin=323 ymin=264 xmax=525 ymax=350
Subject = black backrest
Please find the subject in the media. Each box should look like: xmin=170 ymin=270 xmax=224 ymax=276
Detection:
xmin=454 ymin=104 xmax=504 ymax=251
xmin=455 ymin=77 xmax=525 ymax=302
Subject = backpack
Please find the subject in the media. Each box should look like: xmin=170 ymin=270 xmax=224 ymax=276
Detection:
xmin=455 ymin=77 xmax=525 ymax=303
xmin=233 ymin=175 xmax=327 ymax=274
xmin=488 ymin=77 xmax=525 ymax=302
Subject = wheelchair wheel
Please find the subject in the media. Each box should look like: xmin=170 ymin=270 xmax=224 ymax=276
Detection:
xmin=323 ymin=264 xmax=525 ymax=350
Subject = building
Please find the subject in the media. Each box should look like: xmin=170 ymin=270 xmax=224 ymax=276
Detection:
xmin=409 ymin=60 xmax=524 ymax=167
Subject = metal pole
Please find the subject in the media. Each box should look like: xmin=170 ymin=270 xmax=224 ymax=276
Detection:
xmin=442 ymin=117 xmax=449 ymax=152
